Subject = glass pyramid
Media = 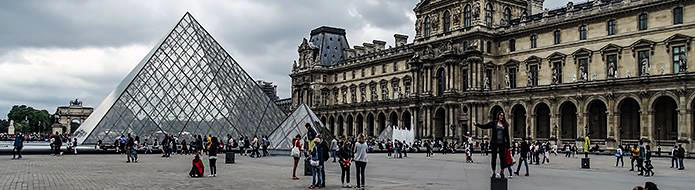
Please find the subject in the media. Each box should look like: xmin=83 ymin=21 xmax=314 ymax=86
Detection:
xmin=267 ymin=104 xmax=332 ymax=150
xmin=74 ymin=13 xmax=287 ymax=145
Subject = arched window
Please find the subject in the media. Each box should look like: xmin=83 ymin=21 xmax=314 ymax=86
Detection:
xmin=485 ymin=3 xmax=494 ymax=26
xmin=464 ymin=5 xmax=472 ymax=27
xmin=424 ymin=16 xmax=431 ymax=37
xmin=443 ymin=10 xmax=451 ymax=32
xmin=503 ymin=7 xmax=512 ymax=25
xmin=673 ymin=7 xmax=683 ymax=24
xmin=638 ymin=13 xmax=648 ymax=30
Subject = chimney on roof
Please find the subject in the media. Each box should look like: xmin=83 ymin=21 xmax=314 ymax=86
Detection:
xmin=363 ymin=43 xmax=375 ymax=53
xmin=372 ymin=40 xmax=386 ymax=51
xmin=354 ymin=46 xmax=365 ymax=56
xmin=394 ymin=34 xmax=408 ymax=47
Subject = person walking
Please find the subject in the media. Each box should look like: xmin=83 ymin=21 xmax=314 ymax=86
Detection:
xmin=182 ymin=139 xmax=189 ymax=155
xmin=262 ymin=136 xmax=269 ymax=157
xmin=638 ymin=141 xmax=646 ymax=176
xmin=331 ymin=138 xmax=339 ymax=162
xmin=541 ymin=142 xmax=550 ymax=164
xmin=126 ymin=134 xmax=135 ymax=163
xmin=630 ymin=144 xmax=640 ymax=171
xmin=53 ymin=132 xmax=63 ymax=156
xmin=515 ymin=139 xmax=530 ymax=176
xmin=132 ymin=136 xmax=140 ymax=162
xmin=474 ymin=112 xmax=511 ymax=178
xmin=615 ymin=145 xmax=625 ymax=167
xmin=208 ymin=136 xmax=219 ymax=177
xmin=677 ymin=144 xmax=685 ymax=170
xmin=425 ymin=140 xmax=432 ymax=158
xmin=339 ymin=141 xmax=353 ymax=188
xmin=12 ymin=133 xmax=24 ymax=159
xmin=583 ymin=136 xmax=590 ymax=158
xmin=354 ymin=134 xmax=368 ymax=190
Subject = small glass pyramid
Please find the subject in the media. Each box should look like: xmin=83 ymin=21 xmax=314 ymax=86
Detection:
xmin=267 ymin=104 xmax=331 ymax=150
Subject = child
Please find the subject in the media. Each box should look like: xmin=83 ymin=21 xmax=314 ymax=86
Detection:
xmin=189 ymin=154 xmax=205 ymax=177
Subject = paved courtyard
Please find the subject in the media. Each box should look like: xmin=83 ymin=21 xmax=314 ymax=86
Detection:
xmin=0 ymin=152 xmax=693 ymax=190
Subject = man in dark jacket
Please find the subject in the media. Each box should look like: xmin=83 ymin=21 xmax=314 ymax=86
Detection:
xmin=126 ymin=134 xmax=135 ymax=163
xmin=318 ymin=137 xmax=330 ymax=188
xmin=677 ymin=144 xmax=685 ymax=170
xmin=515 ymin=139 xmax=530 ymax=176
xmin=12 ymin=133 xmax=24 ymax=159
xmin=474 ymin=112 xmax=511 ymax=178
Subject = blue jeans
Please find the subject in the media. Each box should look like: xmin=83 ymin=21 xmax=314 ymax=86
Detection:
xmin=312 ymin=165 xmax=323 ymax=185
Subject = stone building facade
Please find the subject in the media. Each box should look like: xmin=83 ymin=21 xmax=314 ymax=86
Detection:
xmin=290 ymin=0 xmax=695 ymax=151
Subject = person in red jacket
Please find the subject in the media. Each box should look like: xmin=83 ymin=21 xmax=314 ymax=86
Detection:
xmin=189 ymin=154 xmax=205 ymax=177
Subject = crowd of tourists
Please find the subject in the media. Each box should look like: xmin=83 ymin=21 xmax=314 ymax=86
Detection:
xmin=288 ymin=124 xmax=369 ymax=189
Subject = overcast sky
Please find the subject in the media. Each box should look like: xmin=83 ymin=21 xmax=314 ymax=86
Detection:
xmin=0 ymin=0 xmax=578 ymax=119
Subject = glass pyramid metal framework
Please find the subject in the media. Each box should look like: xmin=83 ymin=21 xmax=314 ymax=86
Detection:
xmin=267 ymin=104 xmax=332 ymax=150
xmin=74 ymin=13 xmax=287 ymax=145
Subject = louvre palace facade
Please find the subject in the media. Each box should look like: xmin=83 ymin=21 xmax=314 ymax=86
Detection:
xmin=290 ymin=0 xmax=695 ymax=151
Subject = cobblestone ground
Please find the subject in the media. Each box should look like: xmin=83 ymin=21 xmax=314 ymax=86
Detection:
xmin=0 ymin=152 xmax=693 ymax=190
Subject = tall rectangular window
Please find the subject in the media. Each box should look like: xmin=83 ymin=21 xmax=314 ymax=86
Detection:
xmin=508 ymin=67 xmax=517 ymax=88
xmin=578 ymin=58 xmax=589 ymax=81
xmin=638 ymin=13 xmax=648 ymax=31
xmin=579 ymin=25 xmax=588 ymax=40
xmin=606 ymin=54 xmax=618 ymax=78
xmin=393 ymin=62 xmax=398 ymax=72
xmin=530 ymin=34 xmax=537 ymax=48
xmin=552 ymin=61 xmax=563 ymax=84
xmin=529 ymin=65 xmax=539 ymax=86
xmin=554 ymin=30 xmax=561 ymax=45
xmin=371 ymin=66 xmax=375 ymax=75
xmin=607 ymin=19 xmax=617 ymax=36
xmin=674 ymin=7 xmax=684 ymax=25
xmin=509 ymin=39 xmax=516 ymax=52
xmin=382 ymin=64 xmax=386 ymax=73
xmin=637 ymin=50 xmax=649 ymax=76
xmin=673 ymin=46 xmax=687 ymax=73
xmin=462 ymin=69 xmax=468 ymax=91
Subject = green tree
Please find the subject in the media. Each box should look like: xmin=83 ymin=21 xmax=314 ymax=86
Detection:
xmin=0 ymin=119 xmax=8 ymax=133
xmin=7 ymin=105 xmax=53 ymax=133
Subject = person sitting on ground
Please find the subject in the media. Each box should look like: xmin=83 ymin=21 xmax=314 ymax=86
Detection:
xmin=189 ymin=154 xmax=205 ymax=178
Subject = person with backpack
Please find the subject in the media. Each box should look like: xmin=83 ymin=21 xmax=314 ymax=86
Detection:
xmin=677 ymin=144 xmax=686 ymax=170
xmin=671 ymin=145 xmax=679 ymax=168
